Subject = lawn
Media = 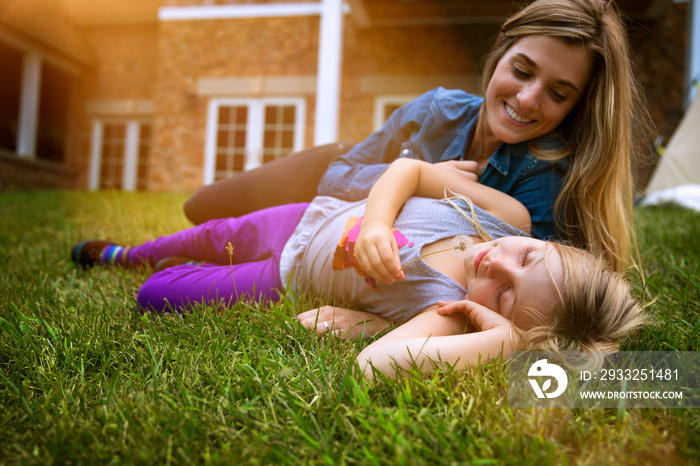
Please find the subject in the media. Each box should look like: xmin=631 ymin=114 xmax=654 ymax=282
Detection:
xmin=0 ymin=190 xmax=698 ymax=464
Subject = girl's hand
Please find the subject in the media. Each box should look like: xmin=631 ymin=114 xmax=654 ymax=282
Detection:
xmin=297 ymin=306 xmax=390 ymax=339
xmin=437 ymin=297 xmax=513 ymax=333
xmin=355 ymin=221 xmax=405 ymax=285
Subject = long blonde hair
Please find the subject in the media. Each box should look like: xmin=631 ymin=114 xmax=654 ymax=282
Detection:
xmin=482 ymin=0 xmax=654 ymax=273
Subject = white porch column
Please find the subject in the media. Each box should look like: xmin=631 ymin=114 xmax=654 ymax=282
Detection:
xmin=123 ymin=121 xmax=141 ymax=191
xmin=88 ymin=120 xmax=103 ymax=190
xmin=313 ymin=0 xmax=343 ymax=145
xmin=17 ymin=52 xmax=42 ymax=157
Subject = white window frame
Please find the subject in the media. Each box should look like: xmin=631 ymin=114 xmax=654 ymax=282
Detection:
xmin=89 ymin=119 xmax=150 ymax=191
xmin=373 ymin=95 xmax=417 ymax=131
xmin=203 ymin=97 xmax=306 ymax=184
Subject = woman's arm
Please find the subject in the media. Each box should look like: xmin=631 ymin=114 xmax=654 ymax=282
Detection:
xmin=317 ymin=90 xmax=433 ymax=201
xmin=355 ymin=158 xmax=531 ymax=284
xmin=356 ymin=299 xmax=515 ymax=379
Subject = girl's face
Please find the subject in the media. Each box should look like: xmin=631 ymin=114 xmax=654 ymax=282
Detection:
xmin=483 ymin=35 xmax=593 ymax=144
xmin=463 ymin=237 xmax=564 ymax=329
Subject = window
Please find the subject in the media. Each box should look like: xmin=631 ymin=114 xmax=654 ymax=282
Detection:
xmin=373 ymin=95 xmax=416 ymax=131
xmin=262 ymin=104 xmax=297 ymax=164
xmin=214 ymin=105 xmax=248 ymax=178
xmin=89 ymin=120 xmax=151 ymax=191
xmin=204 ymin=98 xmax=305 ymax=184
xmin=99 ymin=123 xmax=126 ymax=190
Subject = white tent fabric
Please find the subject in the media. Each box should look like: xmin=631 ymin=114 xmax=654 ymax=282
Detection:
xmin=643 ymin=88 xmax=700 ymax=211
xmin=641 ymin=184 xmax=700 ymax=211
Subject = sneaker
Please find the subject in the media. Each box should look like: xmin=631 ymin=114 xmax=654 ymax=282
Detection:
xmin=71 ymin=240 xmax=119 ymax=268
xmin=154 ymin=256 xmax=204 ymax=272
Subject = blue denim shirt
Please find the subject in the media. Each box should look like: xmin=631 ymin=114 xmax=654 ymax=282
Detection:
xmin=317 ymin=87 xmax=567 ymax=239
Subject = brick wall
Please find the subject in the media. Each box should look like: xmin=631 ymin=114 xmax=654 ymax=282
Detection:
xmin=65 ymin=23 xmax=159 ymax=188
xmin=633 ymin=2 xmax=689 ymax=135
xmin=0 ymin=149 xmax=78 ymax=191
xmin=149 ymin=16 xmax=320 ymax=191
xmin=83 ymin=24 xmax=159 ymax=100
xmin=340 ymin=20 xmax=498 ymax=142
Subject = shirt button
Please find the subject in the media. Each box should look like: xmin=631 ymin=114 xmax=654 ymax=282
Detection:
xmin=402 ymin=149 xmax=409 ymax=155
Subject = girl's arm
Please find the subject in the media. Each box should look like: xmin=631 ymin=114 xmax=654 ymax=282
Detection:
xmin=355 ymin=158 xmax=531 ymax=284
xmin=356 ymin=299 xmax=515 ymax=379
xmin=297 ymin=306 xmax=390 ymax=339
xmin=366 ymin=158 xmax=530 ymax=230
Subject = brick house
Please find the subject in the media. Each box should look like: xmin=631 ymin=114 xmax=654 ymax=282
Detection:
xmin=0 ymin=0 xmax=692 ymax=193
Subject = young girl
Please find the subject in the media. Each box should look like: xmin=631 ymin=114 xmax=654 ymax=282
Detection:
xmin=344 ymin=158 xmax=645 ymax=377
xmin=183 ymin=0 xmax=653 ymax=274
xmin=72 ymin=158 xmax=644 ymax=376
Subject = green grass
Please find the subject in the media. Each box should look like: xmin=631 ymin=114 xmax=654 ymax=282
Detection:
xmin=0 ymin=191 xmax=698 ymax=465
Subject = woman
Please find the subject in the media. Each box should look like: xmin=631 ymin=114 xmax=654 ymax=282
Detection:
xmin=184 ymin=0 xmax=652 ymax=273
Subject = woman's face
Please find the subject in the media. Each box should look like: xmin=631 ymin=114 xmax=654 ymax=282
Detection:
xmin=483 ymin=35 xmax=593 ymax=144
xmin=463 ymin=236 xmax=564 ymax=329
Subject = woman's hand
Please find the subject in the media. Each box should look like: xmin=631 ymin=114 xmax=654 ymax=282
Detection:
xmin=354 ymin=220 xmax=405 ymax=285
xmin=297 ymin=306 xmax=390 ymax=339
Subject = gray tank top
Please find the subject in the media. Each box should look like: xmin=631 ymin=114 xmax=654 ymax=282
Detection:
xmin=280 ymin=196 xmax=528 ymax=323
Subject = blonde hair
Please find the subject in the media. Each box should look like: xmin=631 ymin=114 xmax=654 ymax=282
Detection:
xmin=482 ymin=0 xmax=654 ymax=273
xmin=516 ymin=242 xmax=647 ymax=371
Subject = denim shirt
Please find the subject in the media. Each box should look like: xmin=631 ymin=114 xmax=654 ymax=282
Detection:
xmin=317 ymin=87 xmax=567 ymax=240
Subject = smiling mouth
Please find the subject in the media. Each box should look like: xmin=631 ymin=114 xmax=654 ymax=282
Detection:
xmin=474 ymin=248 xmax=491 ymax=274
xmin=504 ymin=103 xmax=534 ymax=124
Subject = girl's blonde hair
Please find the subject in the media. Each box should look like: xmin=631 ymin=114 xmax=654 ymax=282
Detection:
xmin=482 ymin=0 xmax=654 ymax=273
xmin=516 ymin=242 xmax=647 ymax=370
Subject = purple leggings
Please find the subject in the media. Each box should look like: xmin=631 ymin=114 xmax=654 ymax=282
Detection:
xmin=134 ymin=202 xmax=310 ymax=312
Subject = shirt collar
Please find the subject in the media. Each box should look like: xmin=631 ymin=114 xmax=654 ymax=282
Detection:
xmin=487 ymin=145 xmax=511 ymax=175
xmin=488 ymin=141 xmax=531 ymax=175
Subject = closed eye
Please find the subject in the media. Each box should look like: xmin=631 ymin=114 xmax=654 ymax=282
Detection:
xmin=521 ymin=247 xmax=536 ymax=266
xmin=511 ymin=65 xmax=530 ymax=79
xmin=550 ymin=88 xmax=568 ymax=103
xmin=495 ymin=285 xmax=510 ymax=312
